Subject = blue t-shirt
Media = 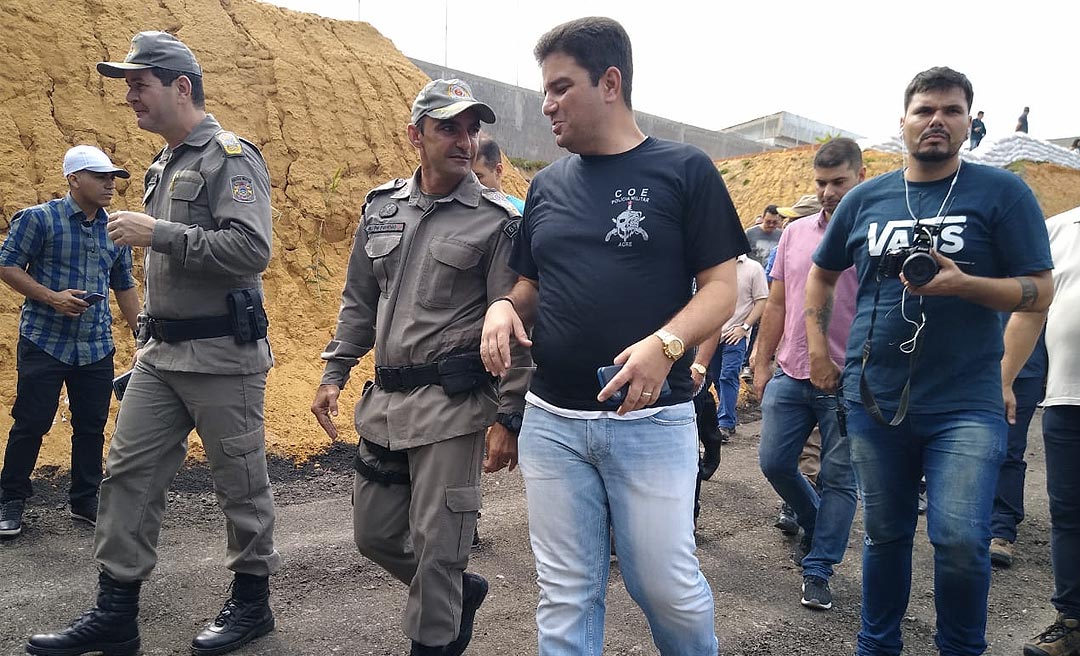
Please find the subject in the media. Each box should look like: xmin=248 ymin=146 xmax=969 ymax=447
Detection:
xmin=506 ymin=194 xmax=525 ymax=214
xmin=813 ymin=163 xmax=1052 ymax=415
xmin=511 ymin=137 xmax=749 ymax=410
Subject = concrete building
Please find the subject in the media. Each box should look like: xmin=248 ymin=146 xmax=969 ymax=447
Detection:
xmin=722 ymin=111 xmax=862 ymax=148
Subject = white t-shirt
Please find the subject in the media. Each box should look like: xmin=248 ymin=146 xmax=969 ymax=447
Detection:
xmin=1044 ymin=207 xmax=1080 ymax=406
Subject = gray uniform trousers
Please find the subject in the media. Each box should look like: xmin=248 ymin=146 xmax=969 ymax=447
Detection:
xmin=94 ymin=360 xmax=280 ymax=581
xmin=352 ymin=430 xmax=484 ymax=647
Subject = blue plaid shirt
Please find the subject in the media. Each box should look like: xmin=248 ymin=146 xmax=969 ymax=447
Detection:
xmin=0 ymin=194 xmax=136 ymax=365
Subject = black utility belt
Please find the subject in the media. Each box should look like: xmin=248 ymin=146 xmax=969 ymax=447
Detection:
xmin=148 ymin=289 xmax=268 ymax=344
xmin=374 ymin=354 xmax=492 ymax=395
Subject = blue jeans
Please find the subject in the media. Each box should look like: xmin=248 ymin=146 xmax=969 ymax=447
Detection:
xmin=990 ymin=376 xmax=1043 ymax=541
xmin=847 ymin=402 xmax=1006 ymax=656
xmin=518 ymin=401 xmax=717 ymax=656
xmin=709 ymin=337 xmax=747 ymax=430
xmin=1043 ymin=406 xmax=1080 ymax=619
xmin=758 ymin=370 xmax=857 ymax=580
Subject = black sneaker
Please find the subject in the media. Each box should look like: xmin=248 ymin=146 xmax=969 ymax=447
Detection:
xmin=774 ymin=503 xmax=799 ymax=536
xmin=718 ymin=426 xmax=735 ymax=444
xmin=70 ymin=498 xmax=99 ymax=526
xmin=792 ymin=534 xmax=812 ymax=567
xmin=801 ymin=575 xmax=833 ymax=610
xmin=0 ymin=499 xmax=25 ymax=537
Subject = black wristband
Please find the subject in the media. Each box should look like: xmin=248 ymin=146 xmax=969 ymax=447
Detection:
xmin=489 ymin=296 xmax=515 ymax=310
xmin=495 ymin=412 xmax=523 ymax=434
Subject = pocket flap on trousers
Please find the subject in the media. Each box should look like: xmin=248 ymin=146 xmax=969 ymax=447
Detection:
xmin=444 ymin=484 xmax=482 ymax=513
xmin=220 ymin=428 xmax=264 ymax=457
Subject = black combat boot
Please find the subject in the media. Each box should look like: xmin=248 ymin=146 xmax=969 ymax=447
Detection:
xmin=26 ymin=571 xmax=141 ymax=656
xmin=409 ymin=572 xmax=489 ymax=656
xmin=190 ymin=573 xmax=275 ymax=656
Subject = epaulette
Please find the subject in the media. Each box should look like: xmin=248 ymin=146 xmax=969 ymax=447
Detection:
xmin=480 ymin=188 xmax=522 ymax=218
xmin=362 ymin=178 xmax=407 ymax=216
xmin=214 ymin=131 xmax=244 ymax=157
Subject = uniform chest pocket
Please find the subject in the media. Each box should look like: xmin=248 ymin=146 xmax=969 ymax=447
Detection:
xmin=169 ymin=170 xmax=214 ymax=228
xmin=364 ymin=233 xmax=403 ymax=296
xmin=419 ymin=238 xmax=483 ymax=309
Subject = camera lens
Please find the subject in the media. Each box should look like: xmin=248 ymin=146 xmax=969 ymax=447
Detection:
xmin=903 ymin=252 xmax=939 ymax=286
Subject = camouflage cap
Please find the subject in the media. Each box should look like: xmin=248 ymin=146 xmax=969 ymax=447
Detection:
xmin=97 ymin=31 xmax=202 ymax=78
xmin=411 ymin=79 xmax=496 ymax=125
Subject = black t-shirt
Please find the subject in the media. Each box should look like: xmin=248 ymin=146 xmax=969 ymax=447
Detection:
xmin=511 ymin=137 xmax=749 ymax=410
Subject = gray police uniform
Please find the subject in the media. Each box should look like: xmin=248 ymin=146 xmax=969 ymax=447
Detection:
xmin=321 ymin=169 xmax=530 ymax=646
xmin=94 ymin=114 xmax=280 ymax=582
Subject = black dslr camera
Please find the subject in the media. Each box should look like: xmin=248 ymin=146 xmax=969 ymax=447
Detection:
xmin=879 ymin=224 xmax=939 ymax=286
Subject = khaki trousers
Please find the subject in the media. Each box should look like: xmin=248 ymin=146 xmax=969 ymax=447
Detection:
xmin=94 ymin=360 xmax=280 ymax=581
xmin=352 ymin=430 xmax=484 ymax=647
xmin=799 ymin=427 xmax=823 ymax=486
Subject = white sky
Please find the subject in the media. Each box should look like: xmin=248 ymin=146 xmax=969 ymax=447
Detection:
xmin=262 ymin=0 xmax=1079 ymax=143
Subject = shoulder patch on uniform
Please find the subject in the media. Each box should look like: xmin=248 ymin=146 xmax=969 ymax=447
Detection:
xmin=231 ymin=175 xmax=256 ymax=203
xmin=481 ymin=188 xmax=522 ymax=218
xmin=502 ymin=217 xmax=521 ymax=240
xmin=215 ymin=131 xmax=244 ymax=157
xmin=362 ymin=178 xmax=407 ymax=217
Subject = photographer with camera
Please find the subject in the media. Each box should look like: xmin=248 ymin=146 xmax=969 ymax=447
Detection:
xmin=803 ymin=67 xmax=1053 ymax=656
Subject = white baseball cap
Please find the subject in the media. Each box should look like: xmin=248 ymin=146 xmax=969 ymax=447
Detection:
xmin=62 ymin=145 xmax=130 ymax=179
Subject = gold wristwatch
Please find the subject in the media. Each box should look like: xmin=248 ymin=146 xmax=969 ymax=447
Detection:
xmin=653 ymin=329 xmax=686 ymax=360
xmin=690 ymin=362 xmax=708 ymax=376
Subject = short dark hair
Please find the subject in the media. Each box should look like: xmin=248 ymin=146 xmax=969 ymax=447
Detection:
xmin=477 ymin=136 xmax=502 ymax=168
xmin=534 ymin=17 xmax=634 ymax=109
xmin=814 ymin=137 xmax=863 ymax=171
xmin=152 ymin=67 xmax=205 ymax=110
xmin=903 ymin=66 xmax=973 ymax=112
xmin=762 ymin=204 xmax=779 ymax=216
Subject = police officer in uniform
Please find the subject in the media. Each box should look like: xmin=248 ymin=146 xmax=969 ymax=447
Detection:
xmin=27 ymin=32 xmax=279 ymax=656
xmin=311 ymin=79 xmax=530 ymax=656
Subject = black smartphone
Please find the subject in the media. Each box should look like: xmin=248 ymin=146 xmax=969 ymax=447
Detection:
xmin=112 ymin=369 xmax=133 ymax=401
xmin=596 ymin=365 xmax=672 ymax=406
xmin=79 ymin=292 xmax=107 ymax=305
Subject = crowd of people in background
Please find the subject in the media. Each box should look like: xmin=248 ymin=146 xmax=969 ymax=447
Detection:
xmin=1 ymin=16 xmax=1077 ymax=656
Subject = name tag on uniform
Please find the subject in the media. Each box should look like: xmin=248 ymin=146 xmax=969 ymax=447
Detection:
xmin=366 ymin=222 xmax=405 ymax=234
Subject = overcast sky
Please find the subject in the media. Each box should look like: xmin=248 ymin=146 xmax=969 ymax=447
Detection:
xmin=263 ymin=0 xmax=1078 ymax=143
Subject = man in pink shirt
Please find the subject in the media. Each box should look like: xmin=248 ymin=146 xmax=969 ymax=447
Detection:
xmin=752 ymin=137 xmax=864 ymax=611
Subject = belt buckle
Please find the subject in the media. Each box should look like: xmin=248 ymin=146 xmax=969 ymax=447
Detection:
xmin=378 ymin=367 xmax=403 ymax=392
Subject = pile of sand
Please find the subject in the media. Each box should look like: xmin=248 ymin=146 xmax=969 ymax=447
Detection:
xmin=1 ymin=0 xmax=1075 ymax=474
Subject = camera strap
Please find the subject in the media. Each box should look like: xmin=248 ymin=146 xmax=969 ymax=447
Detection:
xmin=859 ymin=279 xmax=923 ymax=426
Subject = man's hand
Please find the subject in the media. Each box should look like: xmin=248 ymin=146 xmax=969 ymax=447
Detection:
xmin=107 ymin=211 xmax=157 ymax=247
xmin=809 ymin=352 xmax=841 ymax=393
xmin=721 ymin=324 xmax=749 ymax=345
xmin=598 ymin=335 xmax=675 ymax=415
xmin=690 ymin=367 xmax=706 ymax=396
xmin=481 ymin=300 xmax=531 ymax=377
xmin=49 ymin=289 xmax=91 ymax=317
xmin=1002 ymin=382 xmax=1017 ymax=425
xmin=902 ymin=250 xmax=966 ymax=296
xmin=311 ymin=384 xmax=341 ymax=439
xmin=483 ymin=422 xmax=518 ymax=472
xmin=131 ymin=347 xmax=146 ymax=368
xmin=753 ymin=361 xmax=773 ymax=402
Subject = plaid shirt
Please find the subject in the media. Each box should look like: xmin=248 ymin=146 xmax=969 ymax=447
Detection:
xmin=0 ymin=194 xmax=136 ymax=365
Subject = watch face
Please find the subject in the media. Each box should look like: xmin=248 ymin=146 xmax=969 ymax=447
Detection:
xmin=667 ymin=339 xmax=685 ymax=359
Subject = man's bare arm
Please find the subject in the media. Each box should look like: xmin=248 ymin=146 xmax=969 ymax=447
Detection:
xmin=907 ymin=253 xmax=1053 ymax=313
xmin=114 ymin=287 xmax=142 ymax=334
xmin=804 ymin=265 xmax=844 ymax=392
xmin=481 ymin=277 xmax=538 ymax=376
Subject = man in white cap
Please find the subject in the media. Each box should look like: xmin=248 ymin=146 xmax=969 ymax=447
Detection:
xmin=28 ymin=31 xmax=279 ymax=656
xmin=311 ymin=78 xmax=530 ymax=656
xmin=0 ymin=146 xmax=140 ymax=539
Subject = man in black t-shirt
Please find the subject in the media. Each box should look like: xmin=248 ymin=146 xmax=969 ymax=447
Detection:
xmin=480 ymin=17 xmax=747 ymax=656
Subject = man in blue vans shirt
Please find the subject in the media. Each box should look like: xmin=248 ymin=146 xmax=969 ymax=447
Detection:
xmin=0 ymin=146 xmax=140 ymax=538
xmin=804 ymin=66 xmax=1053 ymax=656
xmin=481 ymin=17 xmax=747 ymax=655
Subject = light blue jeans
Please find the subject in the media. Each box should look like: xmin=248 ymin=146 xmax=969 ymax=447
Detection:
xmin=518 ymin=401 xmax=718 ymax=656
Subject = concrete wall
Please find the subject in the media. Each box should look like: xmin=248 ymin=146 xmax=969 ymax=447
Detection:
xmin=411 ymin=59 xmax=771 ymax=164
